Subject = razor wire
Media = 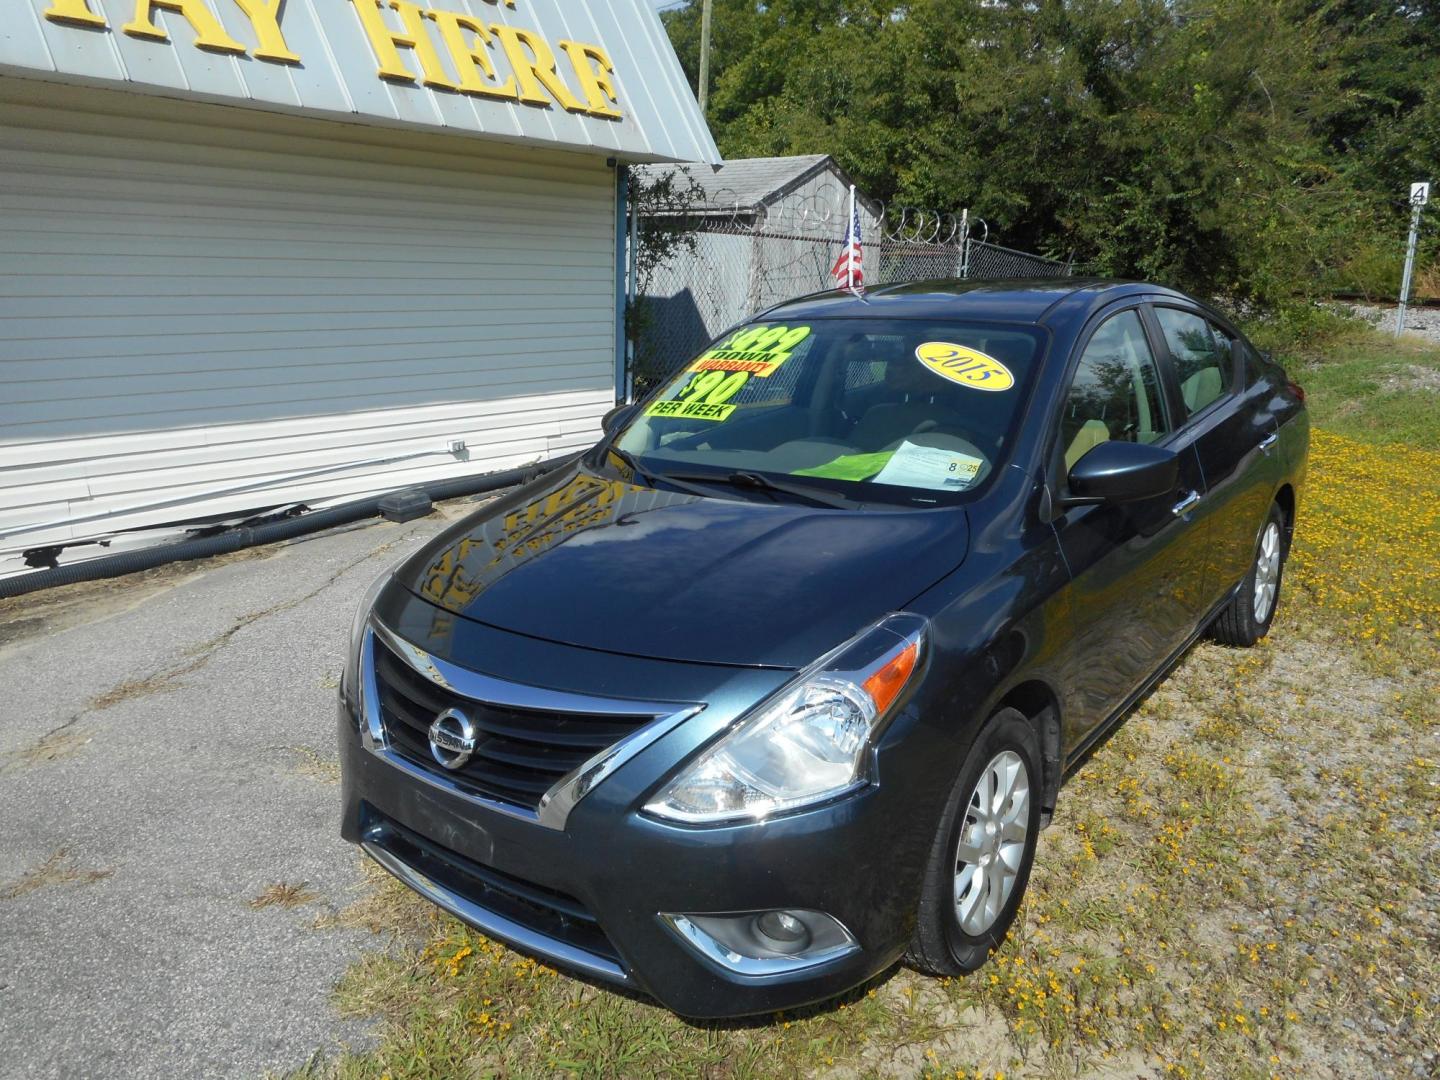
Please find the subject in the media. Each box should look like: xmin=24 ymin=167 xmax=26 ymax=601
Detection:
xmin=630 ymin=186 xmax=1069 ymax=388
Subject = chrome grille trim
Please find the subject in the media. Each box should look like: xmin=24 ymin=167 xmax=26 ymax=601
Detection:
xmin=359 ymin=622 xmax=702 ymax=830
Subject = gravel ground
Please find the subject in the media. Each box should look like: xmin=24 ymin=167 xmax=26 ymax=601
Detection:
xmin=1347 ymin=301 xmax=1440 ymax=345
xmin=0 ymin=511 xmax=460 ymax=1079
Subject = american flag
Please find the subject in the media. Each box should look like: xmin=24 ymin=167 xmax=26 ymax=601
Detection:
xmin=830 ymin=186 xmax=864 ymax=294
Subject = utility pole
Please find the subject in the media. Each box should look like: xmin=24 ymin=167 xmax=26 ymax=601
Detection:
xmin=1396 ymin=181 xmax=1429 ymax=337
xmin=698 ymin=0 xmax=713 ymax=115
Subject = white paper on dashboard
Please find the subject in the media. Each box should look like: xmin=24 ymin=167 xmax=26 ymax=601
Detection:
xmin=873 ymin=440 xmax=984 ymax=491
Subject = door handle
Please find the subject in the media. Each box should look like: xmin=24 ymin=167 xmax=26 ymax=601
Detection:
xmin=1258 ymin=432 xmax=1279 ymax=453
xmin=1172 ymin=490 xmax=1202 ymax=517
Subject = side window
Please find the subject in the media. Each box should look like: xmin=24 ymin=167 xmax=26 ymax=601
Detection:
xmin=1155 ymin=307 xmax=1233 ymax=416
xmin=1061 ymin=310 xmax=1170 ymax=471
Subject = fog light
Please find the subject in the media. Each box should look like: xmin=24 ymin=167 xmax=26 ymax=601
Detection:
xmin=754 ymin=910 xmax=811 ymax=953
xmin=660 ymin=909 xmax=858 ymax=976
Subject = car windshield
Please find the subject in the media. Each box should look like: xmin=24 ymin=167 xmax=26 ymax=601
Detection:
xmin=611 ymin=317 xmax=1046 ymax=506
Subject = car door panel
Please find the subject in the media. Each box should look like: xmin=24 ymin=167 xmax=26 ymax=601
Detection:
xmin=1051 ymin=441 xmax=1208 ymax=756
xmin=1043 ymin=305 xmax=1212 ymax=758
xmin=1149 ymin=307 xmax=1283 ymax=604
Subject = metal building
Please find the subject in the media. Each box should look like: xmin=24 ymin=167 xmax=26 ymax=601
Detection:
xmin=0 ymin=0 xmax=718 ymax=574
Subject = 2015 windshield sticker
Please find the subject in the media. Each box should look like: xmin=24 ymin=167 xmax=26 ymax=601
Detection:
xmin=690 ymin=324 xmax=811 ymax=378
xmin=915 ymin=342 xmax=1015 ymax=391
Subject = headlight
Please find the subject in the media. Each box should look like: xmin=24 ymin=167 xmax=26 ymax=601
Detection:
xmin=644 ymin=613 xmax=927 ymax=824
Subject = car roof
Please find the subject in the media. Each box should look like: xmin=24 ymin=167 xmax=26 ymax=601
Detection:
xmin=760 ymin=278 xmax=1194 ymax=327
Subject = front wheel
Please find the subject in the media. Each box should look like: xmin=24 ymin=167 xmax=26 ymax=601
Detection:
xmin=906 ymin=708 xmax=1042 ymax=975
xmin=1210 ymin=503 xmax=1287 ymax=647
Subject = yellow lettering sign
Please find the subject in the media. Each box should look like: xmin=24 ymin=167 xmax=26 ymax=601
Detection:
xmin=231 ymin=0 xmax=299 ymax=63
xmin=42 ymin=0 xmax=107 ymax=27
xmin=491 ymin=24 xmax=585 ymax=111
xmin=123 ymin=0 xmax=246 ymax=53
xmin=558 ymin=41 xmax=622 ymax=120
xmin=43 ymin=0 xmax=625 ymax=123
xmin=348 ymin=0 xmax=458 ymax=89
xmin=425 ymin=10 xmax=519 ymax=101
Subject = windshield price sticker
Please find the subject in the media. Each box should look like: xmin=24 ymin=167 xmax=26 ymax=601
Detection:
xmin=915 ymin=342 xmax=1015 ymax=391
xmin=646 ymin=399 xmax=736 ymax=422
xmin=650 ymin=325 xmax=811 ymax=422
xmin=690 ymin=325 xmax=811 ymax=378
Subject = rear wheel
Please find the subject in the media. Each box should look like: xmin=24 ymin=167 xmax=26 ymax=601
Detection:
xmin=1210 ymin=503 xmax=1287 ymax=647
xmin=906 ymin=708 xmax=1042 ymax=975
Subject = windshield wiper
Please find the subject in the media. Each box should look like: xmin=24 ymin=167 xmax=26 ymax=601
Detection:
xmin=659 ymin=470 xmax=858 ymax=509
xmin=602 ymin=448 xmax=734 ymax=500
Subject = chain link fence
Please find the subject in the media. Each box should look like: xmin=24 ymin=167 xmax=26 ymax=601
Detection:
xmin=630 ymin=187 xmax=1069 ymax=390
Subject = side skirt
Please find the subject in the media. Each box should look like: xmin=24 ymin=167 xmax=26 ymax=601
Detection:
xmin=1059 ymin=583 xmax=1242 ymax=785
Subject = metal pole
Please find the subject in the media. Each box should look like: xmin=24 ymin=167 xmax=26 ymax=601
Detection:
xmin=626 ymin=179 xmax=639 ymax=402
xmin=698 ymin=0 xmax=713 ymax=115
xmin=959 ymin=208 xmax=970 ymax=279
xmin=1395 ymin=198 xmax=1423 ymax=337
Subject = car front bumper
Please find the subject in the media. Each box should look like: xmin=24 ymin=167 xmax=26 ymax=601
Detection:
xmin=336 ymin=631 xmax=948 ymax=1018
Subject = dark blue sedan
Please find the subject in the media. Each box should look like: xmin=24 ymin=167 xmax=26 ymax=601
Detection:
xmin=338 ymin=279 xmax=1309 ymax=1017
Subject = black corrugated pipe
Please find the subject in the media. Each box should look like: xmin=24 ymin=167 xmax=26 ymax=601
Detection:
xmin=0 ymin=453 xmax=577 ymax=600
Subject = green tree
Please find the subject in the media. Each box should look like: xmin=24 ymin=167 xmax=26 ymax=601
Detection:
xmin=659 ymin=0 xmax=1438 ymax=306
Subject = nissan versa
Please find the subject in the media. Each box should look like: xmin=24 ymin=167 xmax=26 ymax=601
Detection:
xmin=338 ymin=279 xmax=1309 ymax=1018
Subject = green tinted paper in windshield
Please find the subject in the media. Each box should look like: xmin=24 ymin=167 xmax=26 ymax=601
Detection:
xmin=792 ymin=451 xmax=895 ymax=481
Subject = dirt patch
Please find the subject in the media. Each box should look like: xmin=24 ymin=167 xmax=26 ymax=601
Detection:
xmin=0 ymin=546 xmax=274 ymax=654
xmin=1382 ymin=363 xmax=1440 ymax=393
xmin=290 ymin=745 xmax=342 ymax=785
xmin=311 ymin=859 xmax=442 ymax=939
xmin=2 ymin=716 xmax=91 ymax=773
xmin=1 ymin=848 xmax=113 ymax=900
xmin=88 ymin=671 xmax=186 ymax=711
xmin=250 ymin=882 xmax=322 ymax=911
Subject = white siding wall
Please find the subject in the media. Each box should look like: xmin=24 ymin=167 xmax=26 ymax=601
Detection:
xmin=0 ymin=79 xmax=618 ymax=567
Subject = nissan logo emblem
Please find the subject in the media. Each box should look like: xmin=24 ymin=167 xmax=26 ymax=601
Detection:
xmin=428 ymin=707 xmax=477 ymax=770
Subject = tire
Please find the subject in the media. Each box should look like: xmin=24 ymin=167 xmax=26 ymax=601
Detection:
xmin=906 ymin=708 xmax=1043 ymax=976
xmin=1210 ymin=503 xmax=1287 ymax=647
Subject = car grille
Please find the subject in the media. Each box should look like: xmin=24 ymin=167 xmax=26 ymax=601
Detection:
xmin=362 ymin=806 xmax=624 ymax=972
xmin=371 ymin=634 xmax=657 ymax=811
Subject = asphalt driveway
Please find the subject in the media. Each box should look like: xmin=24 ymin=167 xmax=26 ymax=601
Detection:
xmin=0 ymin=510 xmax=461 ymax=1079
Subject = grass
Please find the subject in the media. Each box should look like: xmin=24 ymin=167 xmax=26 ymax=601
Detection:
xmin=292 ymin=324 xmax=1440 ymax=1080
xmin=1254 ymin=311 xmax=1440 ymax=451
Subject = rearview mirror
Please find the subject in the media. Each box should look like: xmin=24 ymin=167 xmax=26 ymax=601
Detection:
xmin=601 ymin=401 xmax=640 ymax=435
xmin=1063 ymin=441 xmax=1178 ymax=507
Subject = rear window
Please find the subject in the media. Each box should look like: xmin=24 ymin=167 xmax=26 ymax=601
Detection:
xmin=1155 ymin=307 xmax=1234 ymax=416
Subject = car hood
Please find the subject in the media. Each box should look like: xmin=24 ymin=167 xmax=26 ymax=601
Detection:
xmin=393 ymin=464 xmax=969 ymax=668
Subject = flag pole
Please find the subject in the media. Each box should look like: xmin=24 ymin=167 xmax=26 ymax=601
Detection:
xmin=848 ymin=185 xmax=857 ymax=289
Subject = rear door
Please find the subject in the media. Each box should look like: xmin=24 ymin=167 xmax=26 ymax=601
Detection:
xmin=1146 ymin=305 xmax=1281 ymax=607
xmin=1048 ymin=305 xmax=1211 ymax=756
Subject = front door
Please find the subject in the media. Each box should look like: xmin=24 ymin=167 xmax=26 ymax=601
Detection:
xmin=1048 ymin=306 xmax=1212 ymax=756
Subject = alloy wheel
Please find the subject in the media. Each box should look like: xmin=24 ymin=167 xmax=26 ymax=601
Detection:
xmin=1253 ymin=521 xmax=1282 ymax=623
xmin=952 ymin=750 xmax=1030 ymax=936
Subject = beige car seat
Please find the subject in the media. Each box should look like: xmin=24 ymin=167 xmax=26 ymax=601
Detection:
xmin=1181 ymin=367 xmax=1223 ymax=413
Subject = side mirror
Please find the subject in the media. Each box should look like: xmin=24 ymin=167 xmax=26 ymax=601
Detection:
xmin=601 ymin=401 xmax=640 ymax=435
xmin=1063 ymin=441 xmax=1178 ymax=507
